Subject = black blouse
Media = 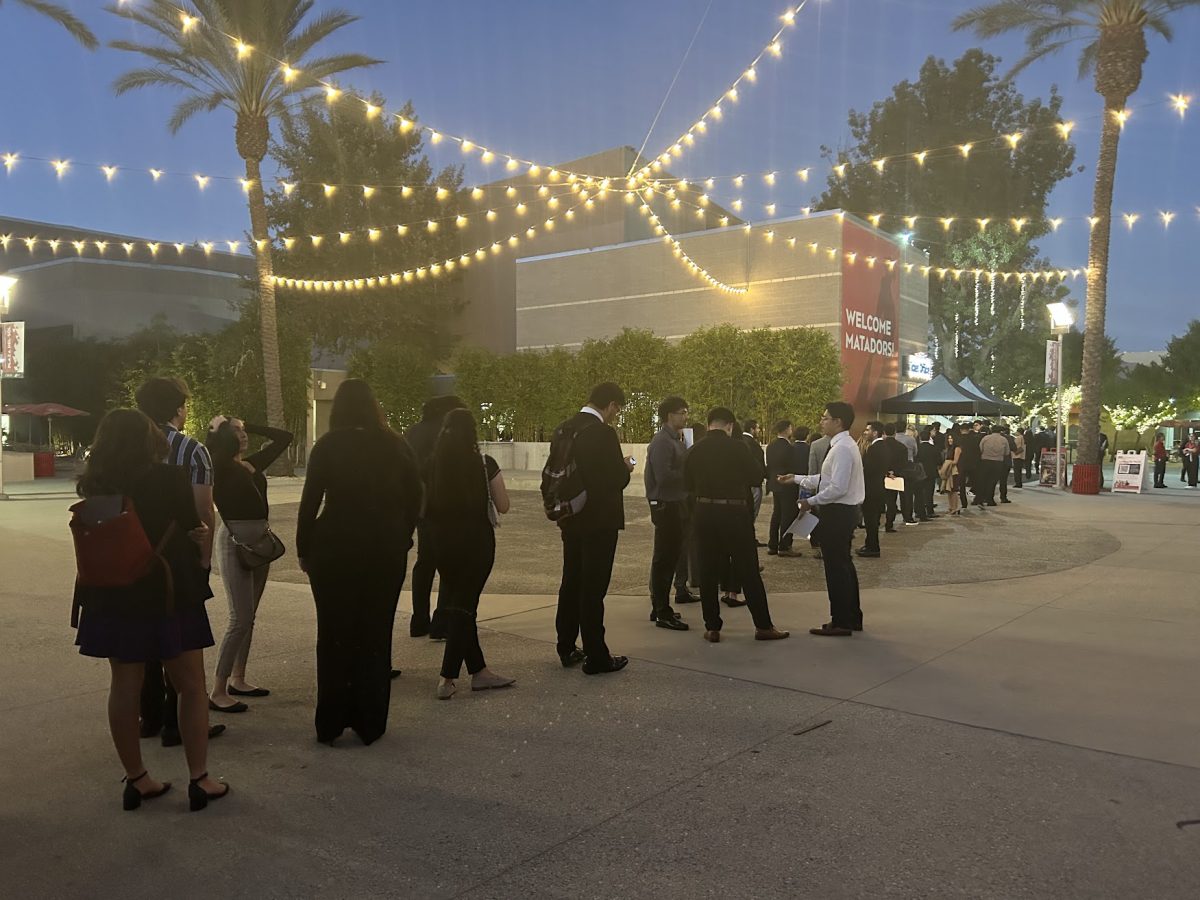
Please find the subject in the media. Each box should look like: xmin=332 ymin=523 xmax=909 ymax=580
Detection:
xmin=212 ymin=424 xmax=292 ymax=521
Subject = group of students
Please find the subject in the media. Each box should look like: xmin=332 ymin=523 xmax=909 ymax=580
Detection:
xmin=71 ymin=377 xmax=515 ymax=812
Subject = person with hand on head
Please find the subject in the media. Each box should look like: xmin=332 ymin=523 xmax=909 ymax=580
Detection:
xmin=428 ymin=409 xmax=514 ymax=700
xmin=549 ymin=383 xmax=634 ymax=675
xmin=686 ymin=407 xmax=790 ymax=644
xmin=205 ymin=415 xmax=293 ymax=713
xmin=782 ymin=402 xmax=866 ymax=637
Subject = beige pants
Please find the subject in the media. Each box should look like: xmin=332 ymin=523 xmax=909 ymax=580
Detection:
xmin=214 ymin=519 xmax=270 ymax=680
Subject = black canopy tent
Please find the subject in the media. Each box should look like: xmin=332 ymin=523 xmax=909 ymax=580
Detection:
xmin=879 ymin=374 xmax=1013 ymax=417
xmin=958 ymin=377 xmax=1023 ymax=416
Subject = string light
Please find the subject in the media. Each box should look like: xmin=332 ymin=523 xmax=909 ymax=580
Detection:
xmin=1171 ymin=93 xmax=1190 ymax=119
xmin=52 ymin=159 xmax=69 ymax=177
xmin=102 ymin=166 xmax=118 ymax=181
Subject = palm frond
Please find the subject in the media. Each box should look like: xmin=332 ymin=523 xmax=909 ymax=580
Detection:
xmin=285 ymin=10 xmax=361 ymax=60
xmin=167 ymin=92 xmax=228 ymax=134
xmin=293 ymin=53 xmax=384 ymax=85
xmin=113 ymin=67 xmax=202 ymax=96
xmin=15 ymin=0 xmax=99 ymax=48
xmin=1075 ymin=39 xmax=1100 ymax=78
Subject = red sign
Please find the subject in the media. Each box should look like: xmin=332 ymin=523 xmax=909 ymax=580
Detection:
xmin=1 ymin=321 xmax=23 ymax=376
xmin=840 ymin=221 xmax=899 ymax=421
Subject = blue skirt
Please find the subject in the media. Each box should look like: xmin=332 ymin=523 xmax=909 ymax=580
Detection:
xmin=75 ymin=602 xmax=214 ymax=663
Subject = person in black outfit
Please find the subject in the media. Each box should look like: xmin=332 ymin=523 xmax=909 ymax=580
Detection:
xmin=684 ymin=407 xmax=791 ymax=644
xmin=427 ymin=409 xmax=515 ymax=699
xmin=71 ymin=409 xmax=229 ymax=811
xmin=644 ymin=396 xmax=693 ymax=631
xmin=958 ymin=422 xmax=984 ymax=508
xmin=916 ymin=428 xmax=941 ymax=520
xmin=741 ymin=420 xmax=768 ymax=545
xmin=206 ymin=417 xmax=292 ymax=712
xmin=765 ymin=420 xmax=797 ymax=555
xmin=858 ymin=421 xmax=888 ymax=558
xmin=881 ymin=423 xmax=909 ymax=531
xmin=404 ymin=395 xmax=466 ymax=639
xmin=297 ymin=380 xmax=422 ymax=745
xmin=552 ymin=383 xmax=633 ymax=675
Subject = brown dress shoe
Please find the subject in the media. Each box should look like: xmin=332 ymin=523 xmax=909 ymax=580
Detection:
xmin=755 ymin=627 xmax=791 ymax=641
xmin=809 ymin=623 xmax=853 ymax=637
xmin=703 ymin=630 xmax=721 ymax=643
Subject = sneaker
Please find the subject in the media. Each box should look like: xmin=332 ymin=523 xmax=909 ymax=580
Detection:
xmin=471 ymin=670 xmax=516 ymax=691
xmin=436 ymin=678 xmax=457 ymax=700
xmin=904 ymin=520 xmax=919 ymax=526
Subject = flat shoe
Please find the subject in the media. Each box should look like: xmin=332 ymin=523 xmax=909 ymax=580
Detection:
xmin=228 ymin=686 xmax=270 ymax=697
xmin=471 ymin=671 xmax=516 ymax=691
xmin=436 ymin=680 xmax=457 ymax=700
xmin=208 ymin=699 xmax=248 ymax=713
xmin=755 ymin=628 xmax=791 ymax=641
xmin=703 ymin=630 xmax=721 ymax=643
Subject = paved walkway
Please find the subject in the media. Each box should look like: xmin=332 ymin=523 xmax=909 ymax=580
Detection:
xmin=2 ymin=479 xmax=1199 ymax=898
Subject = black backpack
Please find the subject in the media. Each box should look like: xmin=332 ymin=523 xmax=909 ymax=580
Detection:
xmin=541 ymin=417 xmax=595 ymax=522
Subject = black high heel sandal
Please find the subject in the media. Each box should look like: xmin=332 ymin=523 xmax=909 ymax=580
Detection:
xmin=188 ymin=772 xmax=231 ymax=812
xmin=122 ymin=771 xmax=171 ymax=811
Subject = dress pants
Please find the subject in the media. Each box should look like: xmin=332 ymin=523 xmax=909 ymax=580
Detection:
xmin=1012 ymin=459 xmax=1024 ymax=488
xmin=693 ymin=505 xmax=773 ymax=633
xmin=1154 ymin=458 xmax=1167 ymax=487
xmin=919 ymin=477 xmax=936 ymax=518
xmin=977 ymin=460 xmax=1004 ymax=504
xmin=1189 ymin=456 xmax=1199 ymax=487
xmin=862 ymin=493 xmax=883 ymax=552
xmin=813 ymin=503 xmax=862 ymax=630
xmin=959 ymin=466 xmax=975 ymax=508
xmin=999 ymin=461 xmax=1011 ymax=501
xmin=437 ymin=525 xmax=496 ymax=680
xmin=410 ymin=521 xmax=443 ymax=634
xmin=768 ymin=485 xmax=800 ymax=551
xmin=555 ymin=529 xmax=617 ymax=663
xmin=648 ymin=501 xmax=688 ymax=619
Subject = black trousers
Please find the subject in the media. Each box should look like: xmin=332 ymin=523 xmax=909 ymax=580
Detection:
xmin=918 ymin=477 xmax=936 ymax=518
xmin=694 ymin=505 xmax=773 ymax=632
xmin=1012 ymin=460 xmax=1025 ymax=488
xmin=862 ymin=494 xmax=883 ymax=552
xmin=556 ymin=529 xmax=617 ymax=663
xmin=1154 ymin=458 xmax=1167 ymax=487
xmin=769 ymin=485 xmax=800 ymax=551
xmin=1000 ymin=461 xmax=1011 ymax=500
xmin=959 ymin=466 xmax=976 ymax=506
xmin=885 ymin=486 xmax=913 ymax=527
xmin=410 ymin=521 xmax=443 ymax=634
xmin=309 ymin=557 xmax=407 ymax=745
xmin=648 ymin=501 xmax=688 ymax=618
xmin=1189 ymin=456 xmax=1199 ymax=487
xmin=978 ymin=460 xmax=1005 ymax=504
xmin=438 ymin=526 xmax=496 ymax=680
xmin=813 ymin=503 xmax=862 ymax=630
xmin=139 ymin=660 xmax=178 ymax=733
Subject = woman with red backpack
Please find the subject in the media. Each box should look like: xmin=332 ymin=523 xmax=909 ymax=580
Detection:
xmin=71 ymin=409 xmax=231 ymax=812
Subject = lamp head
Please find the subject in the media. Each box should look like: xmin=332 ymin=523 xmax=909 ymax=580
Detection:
xmin=1047 ymin=301 xmax=1074 ymax=333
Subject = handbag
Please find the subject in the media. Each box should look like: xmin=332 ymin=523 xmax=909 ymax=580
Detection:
xmin=231 ymin=523 xmax=286 ymax=569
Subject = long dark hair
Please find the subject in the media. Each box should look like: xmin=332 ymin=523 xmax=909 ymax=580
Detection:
xmin=428 ymin=408 xmax=486 ymax=520
xmin=329 ymin=379 xmax=388 ymax=431
xmin=78 ymin=409 xmax=169 ymax=497
xmin=205 ymin=420 xmax=240 ymax=466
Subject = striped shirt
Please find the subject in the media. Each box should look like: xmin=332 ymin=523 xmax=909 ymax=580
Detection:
xmin=162 ymin=423 xmax=213 ymax=487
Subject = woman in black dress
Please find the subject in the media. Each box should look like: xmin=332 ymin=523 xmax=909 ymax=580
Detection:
xmin=296 ymin=380 xmax=422 ymax=745
xmin=428 ymin=409 xmax=513 ymax=700
xmin=206 ymin=416 xmax=293 ymax=712
xmin=71 ymin=409 xmax=230 ymax=811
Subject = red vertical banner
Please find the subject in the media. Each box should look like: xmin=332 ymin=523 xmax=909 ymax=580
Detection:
xmin=840 ymin=221 xmax=900 ymax=424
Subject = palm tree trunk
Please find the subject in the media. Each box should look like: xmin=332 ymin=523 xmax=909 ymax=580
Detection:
xmin=1077 ymin=105 xmax=1123 ymax=483
xmin=243 ymin=155 xmax=293 ymax=474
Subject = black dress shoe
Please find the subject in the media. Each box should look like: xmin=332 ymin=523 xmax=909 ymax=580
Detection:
xmin=228 ymin=686 xmax=270 ymax=697
xmin=767 ymin=549 xmax=778 ymax=555
xmin=655 ymin=616 xmax=690 ymax=631
xmin=559 ymin=648 xmax=586 ymax=668
xmin=390 ymin=669 xmax=403 ymax=680
xmin=674 ymin=590 xmax=701 ymax=604
xmin=409 ymin=625 xmax=430 ymax=638
xmin=885 ymin=526 xmax=897 ymax=533
xmin=582 ymin=655 xmax=629 ymax=675
xmin=1000 ymin=499 xmax=1012 ymax=504
xmin=209 ymin=699 xmax=248 ymax=713
xmin=720 ymin=595 xmax=748 ymax=607
xmin=856 ymin=547 xmax=880 ymax=558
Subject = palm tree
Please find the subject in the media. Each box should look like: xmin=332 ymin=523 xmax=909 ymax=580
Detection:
xmin=953 ymin=0 xmax=1199 ymax=492
xmin=107 ymin=0 xmax=380 ymax=441
xmin=2 ymin=0 xmax=98 ymax=47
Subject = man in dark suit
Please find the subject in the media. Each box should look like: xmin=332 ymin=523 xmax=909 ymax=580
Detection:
xmin=858 ymin=421 xmax=888 ymax=558
xmin=784 ymin=426 xmax=811 ymax=556
xmin=957 ymin=421 xmax=984 ymax=508
xmin=553 ymin=383 xmax=634 ymax=675
xmin=404 ymin=394 xmax=466 ymax=638
xmin=741 ymin=419 xmax=768 ymax=546
xmin=917 ymin=428 xmax=941 ymax=520
xmin=765 ymin=420 xmax=796 ymax=556
xmin=881 ymin=423 xmax=910 ymax=531
xmin=685 ymin=407 xmax=790 ymax=644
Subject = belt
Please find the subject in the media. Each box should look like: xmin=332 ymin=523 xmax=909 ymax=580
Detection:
xmin=697 ymin=497 xmax=746 ymax=506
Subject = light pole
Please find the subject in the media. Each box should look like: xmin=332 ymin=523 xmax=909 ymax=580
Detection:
xmin=1047 ymin=302 xmax=1075 ymax=491
xmin=0 ymin=274 xmax=17 ymax=500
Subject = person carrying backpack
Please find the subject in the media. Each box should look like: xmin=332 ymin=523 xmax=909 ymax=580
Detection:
xmin=70 ymin=409 xmax=230 ymax=812
xmin=543 ymin=383 xmax=634 ymax=675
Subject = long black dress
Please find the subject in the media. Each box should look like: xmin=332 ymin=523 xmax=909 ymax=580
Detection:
xmin=296 ymin=427 xmax=421 ymax=745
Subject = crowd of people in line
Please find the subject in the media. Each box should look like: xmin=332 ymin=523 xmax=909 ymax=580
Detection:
xmin=64 ymin=374 xmax=1108 ymax=812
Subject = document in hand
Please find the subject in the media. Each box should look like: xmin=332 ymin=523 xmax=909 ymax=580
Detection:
xmin=884 ymin=475 xmax=905 ymax=492
xmin=784 ymin=511 xmax=821 ymax=539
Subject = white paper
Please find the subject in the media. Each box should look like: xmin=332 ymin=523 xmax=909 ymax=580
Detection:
xmin=785 ymin=511 xmax=821 ymax=539
xmin=884 ymin=476 xmax=905 ymax=492
xmin=681 ymin=427 xmax=694 ymax=449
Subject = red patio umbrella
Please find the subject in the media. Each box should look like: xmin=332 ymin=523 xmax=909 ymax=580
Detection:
xmin=2 ymin=402 xmax=90 ymax=447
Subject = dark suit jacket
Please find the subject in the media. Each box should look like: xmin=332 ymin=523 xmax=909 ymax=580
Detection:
xmin=883 ymin=436 xmax=908 ymax=475
xmin=404 ymin=418 xmax=441 ymax=468
xmin=559 ymin=411 xmax=630 ymax=534
xmin=917 ymin=442 xmax=941 ymax=480
xmin=863 ymin=440 xmax=890 ymax=501
xmin=791 ymin=441 xmax=810 ymax=477
xmin=959 ymin=431 xmax=983 ymax=469
xmin=742 ymin=434 xmax=767 ymax=486
xmin=765 ymin=437 xmax=793 ymax=491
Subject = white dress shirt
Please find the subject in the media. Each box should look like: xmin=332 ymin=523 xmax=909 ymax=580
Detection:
xmin=579 ymin=405 xmax=604 ymax=422
xmin=795 ymin=430 xmax=865 ymax=506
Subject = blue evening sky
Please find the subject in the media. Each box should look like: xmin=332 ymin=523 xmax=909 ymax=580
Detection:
xmin=1 ymin=0 xmax=1197 ymax=350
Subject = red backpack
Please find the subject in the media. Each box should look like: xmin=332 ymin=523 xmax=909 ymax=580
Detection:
xmin=69 ymin=497 xmax=175 ymax=620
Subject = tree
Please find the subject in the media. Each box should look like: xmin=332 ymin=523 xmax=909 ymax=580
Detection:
xmin=953 ymin=0 xmax=1200 ymax=484
xmin=269 ymin=96 xmax=465 ymax=358
xmin=107 ymin=0 xmax=381 ymax=457
xmin=2 ymin=0 xmax=97 ymax=47
xmin=1162 ymin=320 xmax=1200 ymax=400
xmin=816 ymin=50 xmax=1077 ymax=387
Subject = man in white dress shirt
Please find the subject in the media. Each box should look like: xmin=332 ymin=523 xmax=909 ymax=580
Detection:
xmin=780 ymin=402 xmax=866 ymax=637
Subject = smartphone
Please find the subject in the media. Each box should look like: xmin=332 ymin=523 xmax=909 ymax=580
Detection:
xmin=629 ymin=457 xmax=637 ymax=466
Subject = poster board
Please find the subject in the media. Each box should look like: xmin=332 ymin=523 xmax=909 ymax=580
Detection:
xmin=1 ymin=320 xmax=23 ymax=376
xmin=1112 ymin=451 xmax=1147 ymax=494
xmin=1039 ymin=450 xmax=1060 ymax=487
